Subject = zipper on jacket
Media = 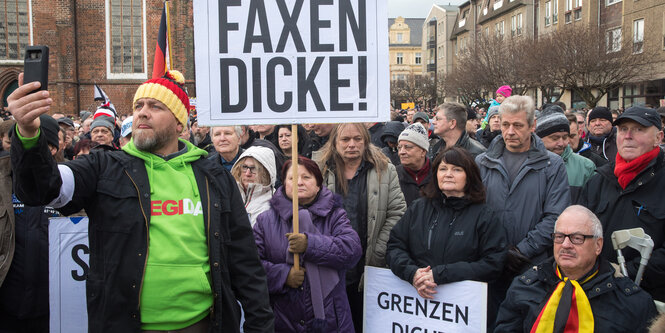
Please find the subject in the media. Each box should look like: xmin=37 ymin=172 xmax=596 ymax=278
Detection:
xmin=125 ymin=170 xmax=150 ymax=310
xmin=427 ymin=212 xmax=440 ymax=250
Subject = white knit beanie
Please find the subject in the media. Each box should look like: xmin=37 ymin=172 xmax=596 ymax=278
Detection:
xmin=398 ymin=123 xmax=429 ymax=151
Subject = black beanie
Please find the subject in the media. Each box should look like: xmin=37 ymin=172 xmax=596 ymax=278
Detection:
xmin=588 ymin=106 xmax=612 ymax=123
xmin=536 ymin=105 xmax=569 ymax=138
xmin=40 ymin=114 xmax=61 ymax=148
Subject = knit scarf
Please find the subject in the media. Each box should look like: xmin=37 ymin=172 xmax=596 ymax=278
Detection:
xmin=530 ymin=265 xmax=598 ymax=333
xmin=404 ymin=158 xmax=430 ymax=185
xmin=614 ymin=147 xmax=660 ymax=189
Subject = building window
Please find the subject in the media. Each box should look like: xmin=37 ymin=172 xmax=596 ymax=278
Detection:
xmin=553 ymin=0 xmax=558 ymax=24
xmin=511 ymin=15 xmax=516 ymax=36
xmin=517 ymin=13 xmax=523 ymax=35
xmin=429 ymin=48 xmax=435 ymax=63
xmin=494 ymin=0 xmax=503 ymax=10
xmin=396 ymin=52 xmax=403 ymax=64
xmin=485 ymin=27 xmax=489 ymax=36
xmin=0 ymin=0 xmax=31 ymax=61
xmin=545 ymin=1 xmax=551 ymax=26
xmin=566 ymin=0 xmax=572 ymax=11
xmin=606 ymin=0 xmax=621 ymax=5
xmin=106 ymin=0 xmax=147 ymax=79
xmin=573 ymin=0 xmax=582 ymax=21
xmin=633 ymin=19 xmax=644 ymax=54
xmin=495 ymin=21 xmax=504 ymax=37
xmin=415 ymin=52 xmax=421 ymax=64
xmin=397 ymin=33 xmax=403 ymax=43
xmin=606 ymin=27 xmax=621 ymax=53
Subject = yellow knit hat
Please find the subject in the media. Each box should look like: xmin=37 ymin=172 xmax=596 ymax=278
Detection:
xmin=133 ymin=70 xmax=189 ymax=125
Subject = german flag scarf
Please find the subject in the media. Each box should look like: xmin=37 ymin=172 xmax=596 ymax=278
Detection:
xmin=530 ymin=264 xmax=599 ymax=333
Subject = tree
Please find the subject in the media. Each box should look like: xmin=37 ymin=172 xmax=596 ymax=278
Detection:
xmin=442 ymin=25 xmax=656 ymax=108
xmin=390 ymin=74 xmax=435 ymax=109
xmin=547 ymin=25 xmax=656 ymax=108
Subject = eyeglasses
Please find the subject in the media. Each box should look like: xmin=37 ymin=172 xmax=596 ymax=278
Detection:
xmin=552 ymin=232 xmax=595 ymax=245
xmin=397 ymin=144 xmax=416 ymax=151
xmin=241 ymin=165 xmax=257 ymax=174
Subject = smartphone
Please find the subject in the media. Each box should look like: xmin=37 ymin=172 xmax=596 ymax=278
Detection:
xmin=23 ymin=45 xmax=49 ymax=91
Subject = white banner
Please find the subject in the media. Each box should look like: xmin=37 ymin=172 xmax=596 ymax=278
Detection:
xmin=193 ymin=0 xmax=390 ymax=125
xmin=364 ymin=266 xmax=487 ymax=333
xmin=49 ymin=217 xmax=89 ymax=333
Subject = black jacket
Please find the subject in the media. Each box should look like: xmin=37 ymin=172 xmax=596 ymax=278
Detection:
xmin=495 ymin=258 xmax=657 ymax=332
xmin=395 ymin=164 xmax=431 ymax=207
xmin=10 ymin=133 xmax=274 ymax=332
xmin=585 ymin=127 xmax=618 ymax=163
xmin=386 ymin=195 xmax=507 ymax=285
xmin=575 ymin=139 xmax=608 ymax=168
xmin=578 ymin=149 xmax=665 ymax=301
xmin=428 ymin=130 xmax=486 ymax=160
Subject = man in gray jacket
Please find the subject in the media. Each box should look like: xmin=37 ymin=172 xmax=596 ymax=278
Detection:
xmin=476 ymin=95 xmax=570 ymax=271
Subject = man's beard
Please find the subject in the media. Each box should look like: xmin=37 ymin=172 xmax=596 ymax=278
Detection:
xmin=134 ymin=124 xmax=177 ymax=154
xmin=193 ymin=132 xmax=206 ymax=145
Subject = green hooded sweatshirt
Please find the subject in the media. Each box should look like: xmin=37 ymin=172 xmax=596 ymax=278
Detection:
xmin=123 ymin=139 xmax=212 ymax=330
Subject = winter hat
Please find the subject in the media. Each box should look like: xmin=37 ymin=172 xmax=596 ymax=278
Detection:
xmin=39 ymin=114 xmax=61 ymax=148
xmin=121 ymin=116 xmax=133 ymax=138
xmin=496 ymin=85 xmax=512 ymax=98
xmin=133 ymin=70 xmax=190 ymax=126
xmin=90 ymin=117 xmax=115 ymax=132
xmin=588 ymin=106 xmax=612 ymax=123
xmin=536 ymin=104 xmax=569 ymax=138
xmin=467 ymin=107 xmax=477 ymax=120
xmin=57 ymin=117 xmax=75 ymax=129
xmin=79 ymin=110 xmax=92 ymax=121
xmin=398 ymin=123 xmax=429 ymax=151
xmin=487 ymin=105 xmax=500 ymax=120
xmin=413 ymin=111 xmax=429 ymax=124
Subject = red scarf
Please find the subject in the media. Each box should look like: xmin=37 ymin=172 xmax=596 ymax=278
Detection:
xmin=614 ymin=147 xmax=660 ymax=189
xmin=404 ymin=158 xmax=430 ymax=185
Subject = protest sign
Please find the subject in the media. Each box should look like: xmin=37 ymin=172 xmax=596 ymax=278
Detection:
xmin=49 ymin=217 xmax=89 ymax=333
xmin=364 ymin=266 xmax=487 ymax=333
xmin=192 ymin=0 xmax=390 ymax=125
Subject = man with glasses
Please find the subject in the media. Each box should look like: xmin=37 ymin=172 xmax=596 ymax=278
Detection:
xmin=395 ymin=123 xmax=431 ymax=206
xmin=495 ymin=205 xmax=657 ymax=332
xmin=579 ymin=106 xmax=665 ymax=303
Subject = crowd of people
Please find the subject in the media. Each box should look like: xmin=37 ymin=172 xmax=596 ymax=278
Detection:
xmin=1 ymin=73 xmax=665 ymax=333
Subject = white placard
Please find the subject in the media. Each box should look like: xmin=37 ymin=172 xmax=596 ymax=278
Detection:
xmin=193 ymin=0 xmax=390 ymax=125
xmin=364 ymin=266 xmax=487 ymax=333
xmin=49 ymin=217 xmax=89 ymax=333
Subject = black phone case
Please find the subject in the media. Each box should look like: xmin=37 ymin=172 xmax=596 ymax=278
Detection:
xmin=23 ymin=45 xmax=49 ymax=91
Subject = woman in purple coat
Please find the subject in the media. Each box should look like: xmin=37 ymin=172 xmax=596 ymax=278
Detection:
xmin=253 ymin=156 xmax=362 ymax=333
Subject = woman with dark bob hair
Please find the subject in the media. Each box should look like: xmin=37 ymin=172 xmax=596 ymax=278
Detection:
xmin=253 ymin=156 xmax=362 ymax=332
xmin=386 ymin=147 xmax=507 ymax=325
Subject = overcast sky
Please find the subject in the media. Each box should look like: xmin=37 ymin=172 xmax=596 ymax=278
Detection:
xmin=388 ymin=0 xmax=466 ymax=18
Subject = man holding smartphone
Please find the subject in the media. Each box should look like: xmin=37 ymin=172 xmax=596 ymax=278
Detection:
xmin=6 ymin=70 xmax=274 ymax=332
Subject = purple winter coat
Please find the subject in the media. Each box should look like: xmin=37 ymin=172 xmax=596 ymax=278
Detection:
xmin=253 ymin=186 xmax=362 ymax=333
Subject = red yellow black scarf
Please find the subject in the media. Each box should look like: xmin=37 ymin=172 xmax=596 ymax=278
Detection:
xmin=530 ymin=265 xmax=598 ymax=333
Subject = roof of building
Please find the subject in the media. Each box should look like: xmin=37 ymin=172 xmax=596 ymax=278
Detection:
xmin=388 ymin=18 xmax=426 ymax=47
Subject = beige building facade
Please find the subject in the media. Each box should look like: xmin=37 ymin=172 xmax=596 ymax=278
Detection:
xmin=389 ymin=17 xmax=425 ymax=81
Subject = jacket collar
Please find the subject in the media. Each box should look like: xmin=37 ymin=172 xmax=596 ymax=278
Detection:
xmin=484 ymin=133 xmax=550 ymax=162
xmin=596 ymin=149 xmax=664 ymax=192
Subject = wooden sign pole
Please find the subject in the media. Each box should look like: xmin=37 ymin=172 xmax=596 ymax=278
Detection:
xmin=291 ymin=124 xmax=300 ymax=270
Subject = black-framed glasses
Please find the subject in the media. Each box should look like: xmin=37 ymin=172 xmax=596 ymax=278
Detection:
xmin=552 ymin=232 xmax=595 ymax=245
xmin=241 ymin=165 xmax=257 ymax=174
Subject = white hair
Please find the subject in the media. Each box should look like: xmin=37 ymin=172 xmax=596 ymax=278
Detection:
xmin=555 ymin=205 xmax=603 ymax=238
